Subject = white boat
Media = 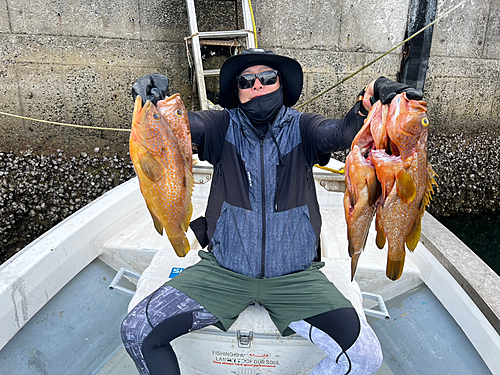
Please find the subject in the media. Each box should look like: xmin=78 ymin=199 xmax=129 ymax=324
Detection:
xmin=1 ymin=158 xmax=499 ymax=375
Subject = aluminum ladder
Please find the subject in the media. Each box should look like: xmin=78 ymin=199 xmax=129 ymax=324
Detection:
xmin=185 ymin=0 xmax=256 ymax=110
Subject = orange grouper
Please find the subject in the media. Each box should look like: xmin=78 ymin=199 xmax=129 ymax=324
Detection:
xmin=373 ymin=93 xmax=436 ymax=280
xmin=129 ymin=95 xmax=193 ymax=257
xmin=344 ymin=144 xmax=380 ymax=280
xmin=343 ymin=100 xmax=384 ymax=280
xmin=157 ymin=94 xmax=193 ymax=171
xmin=344 ymin=92 xmax=436 ymax=281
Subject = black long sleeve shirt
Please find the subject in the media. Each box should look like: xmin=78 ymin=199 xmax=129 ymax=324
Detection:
xmin=188 ymin=101 xmax=366 ymax=166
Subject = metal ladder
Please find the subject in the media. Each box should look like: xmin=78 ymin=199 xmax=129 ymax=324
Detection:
xmin=185 ymin=0 xmax=256 ymax=110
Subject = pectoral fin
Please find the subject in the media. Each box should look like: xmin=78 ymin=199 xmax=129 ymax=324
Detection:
xmin=138 ymin=151 xmax=164 ymax=182
xmin=395 ymin=169 xmax=416 ymax=204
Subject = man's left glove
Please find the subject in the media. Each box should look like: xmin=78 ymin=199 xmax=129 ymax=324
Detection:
xmin=131 ymin=73 xmax=169 ymax=106
xmin=372 ymin=77 xmax=423 ymax=104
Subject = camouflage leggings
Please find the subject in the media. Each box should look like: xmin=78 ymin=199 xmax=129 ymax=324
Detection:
xmin=121 ymin=286 xmax=382 ymax=375
xmin=120 ymin=286 xmax=218 ymax=374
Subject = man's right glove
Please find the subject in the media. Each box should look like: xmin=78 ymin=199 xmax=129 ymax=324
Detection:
xmin=372 ymin=77 xmax=423 ymax=104
xmin=131 ymin=73 xmax=169 ymax=105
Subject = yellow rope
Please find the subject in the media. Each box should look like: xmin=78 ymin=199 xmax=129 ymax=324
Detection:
xmin=248 ymin=0 xmax=258 ymax=48
xmin=314 ymin=164 xmax=345 ymax=174
xmin=0 ymin=111 xmax=131 ymax=132
xmin=295 ymin=0 xmax=469 ymax=110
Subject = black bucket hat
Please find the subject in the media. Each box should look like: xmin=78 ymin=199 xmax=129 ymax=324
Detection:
xmin=218 ymin=48 xmax=303 ymax=109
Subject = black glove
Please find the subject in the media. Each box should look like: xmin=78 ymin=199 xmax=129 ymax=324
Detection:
xmin=131 ymin=73 xmax=169 ymax=105
xmin=373 ymin=77 xmax=423 ymax=104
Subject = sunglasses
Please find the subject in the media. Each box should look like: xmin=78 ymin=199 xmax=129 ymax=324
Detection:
xmin=236 ymin=70 xmax=279 ymax=90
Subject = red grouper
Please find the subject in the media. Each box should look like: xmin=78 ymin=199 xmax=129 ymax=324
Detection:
xmin=372 ymin=93 xmax=437 ymax=280
xmin=129 ymin=95 xmax=194 ymax=257
xmin=343 ymin=100 xmax=384 ymax=281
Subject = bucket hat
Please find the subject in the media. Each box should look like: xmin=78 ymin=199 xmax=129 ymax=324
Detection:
xmin=218 ymin=48 xmax=303 ymax=109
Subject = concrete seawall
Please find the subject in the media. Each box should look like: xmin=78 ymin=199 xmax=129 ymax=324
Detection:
xmin=0 ymin=0 xmax=499 ymax=258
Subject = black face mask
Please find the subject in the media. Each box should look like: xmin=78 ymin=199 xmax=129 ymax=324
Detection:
xmin=239 ymin=86 xmax=284 ymax=126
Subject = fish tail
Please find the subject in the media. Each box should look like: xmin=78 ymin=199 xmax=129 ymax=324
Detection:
xmin=168 ymin=233 xmax=191 ymax=257
xmin=386 ymin=244 xmax=406 ymax=281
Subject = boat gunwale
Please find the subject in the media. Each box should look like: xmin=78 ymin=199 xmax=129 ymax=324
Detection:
xmin=420 ymin=212 xmax=500 ymax=336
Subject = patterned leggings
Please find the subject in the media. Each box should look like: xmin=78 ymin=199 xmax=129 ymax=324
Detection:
xmin=121 ymin=286 xmax=382 ymax=375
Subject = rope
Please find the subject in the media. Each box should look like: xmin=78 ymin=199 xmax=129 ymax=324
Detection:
xmin=295 ymin=0 xmax=470 ymax=110
xmin=0 ymin=0 xmax=469 ymax=133
xmin=0 ymin=111 xmax=131 ymax=132
xmin=314 ymin=164 xmax=345 ymax=174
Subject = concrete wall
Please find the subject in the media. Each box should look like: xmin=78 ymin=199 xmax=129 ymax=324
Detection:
xmin=0 ymin=0 xmax=241 ymax=155
xmin=0 ymin=0 xmax=499 ymax=256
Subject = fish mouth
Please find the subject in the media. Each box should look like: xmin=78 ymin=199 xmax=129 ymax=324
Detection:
xmin=131 ymin=98 xmax=156 ymax=145
xmin=157 ymin=93 xmax=182 ymax=108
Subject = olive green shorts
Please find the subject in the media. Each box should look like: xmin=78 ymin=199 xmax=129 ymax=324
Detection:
xmin=165 ymin=251 xmax=352 ymax=336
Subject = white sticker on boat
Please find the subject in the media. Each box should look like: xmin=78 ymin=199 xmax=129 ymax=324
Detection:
xmin=211 ymin=350 xmax=281 ymax=370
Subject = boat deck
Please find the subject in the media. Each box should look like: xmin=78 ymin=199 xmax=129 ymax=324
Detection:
xmin=0 ymin=255 xmax=490 ymax=374
xmin=368 ymin=284 xmax=492 ymax=375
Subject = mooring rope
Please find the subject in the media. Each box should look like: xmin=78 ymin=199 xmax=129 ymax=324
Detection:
xmin=295 ymin=0 xmax=470 ymax=110
xmin=0 ymin=0 xmax=469 ymax=134
xmin=0 ymin=111 xmax=131 ymax=132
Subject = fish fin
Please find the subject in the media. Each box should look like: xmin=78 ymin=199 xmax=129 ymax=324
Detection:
xmin=168 ymin=233 xmax=191 ymax=257
xmin=145 ymin=201 xmax=164 ymax=235
xmin=375 ymin=211 xmax=386 ymax=249
xmin=348 ymin=239 xmax=355 ymax=258
xmin=395 ymin=168 xmax=416 ymax=204
xmin=350 ymin=251 xmax=361 ymax=281
xmin=180 ymin=153 xmax=194 ymax=233
xmin=386 ymin=245 xmax=405 ymax=281
xmin=405 ymin=215 xmax=422 ymax=251
xmin=420 ymin=164 xmax=438 ymax=211
xmin=367 ymin=178 xmax=382 ymax=206
xmin=138 ymin=151 xmax=164 ymax=182
xmin=181 ymin=200 xmax=193 ymax=233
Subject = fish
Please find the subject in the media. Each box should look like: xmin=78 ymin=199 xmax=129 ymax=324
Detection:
xmin=344 ymin=92 xmax=436 ymax=281
xmin=129 ymin=95 xmax=194 ymax=257
xmin=156 ymin=94 xmax=193 ymax=171
xmin=343 ymin=99 xmax=386 ymax=280
xmin=374 ymin=93 xmax=436 ymax=280
xmin=365 ymin=100 xmax=388 ymax=151
xmin=343 ymin=144 xmax=381 ymax=280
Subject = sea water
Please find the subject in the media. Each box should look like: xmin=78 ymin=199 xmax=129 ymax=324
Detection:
xmin=436 ymin=213 xmax=500 ymax=276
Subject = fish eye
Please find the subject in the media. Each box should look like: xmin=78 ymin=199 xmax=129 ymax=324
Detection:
xmin=175 ymin=109 xmax=182 ymax=117
xmin=421 ymin=118 xmax=429 ymax=127
xmin=153 ymin=114 xmax=160 ymax=120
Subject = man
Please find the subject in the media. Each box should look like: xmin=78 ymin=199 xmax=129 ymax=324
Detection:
xmin=121 ymin=48 xmax=422 ymax=375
